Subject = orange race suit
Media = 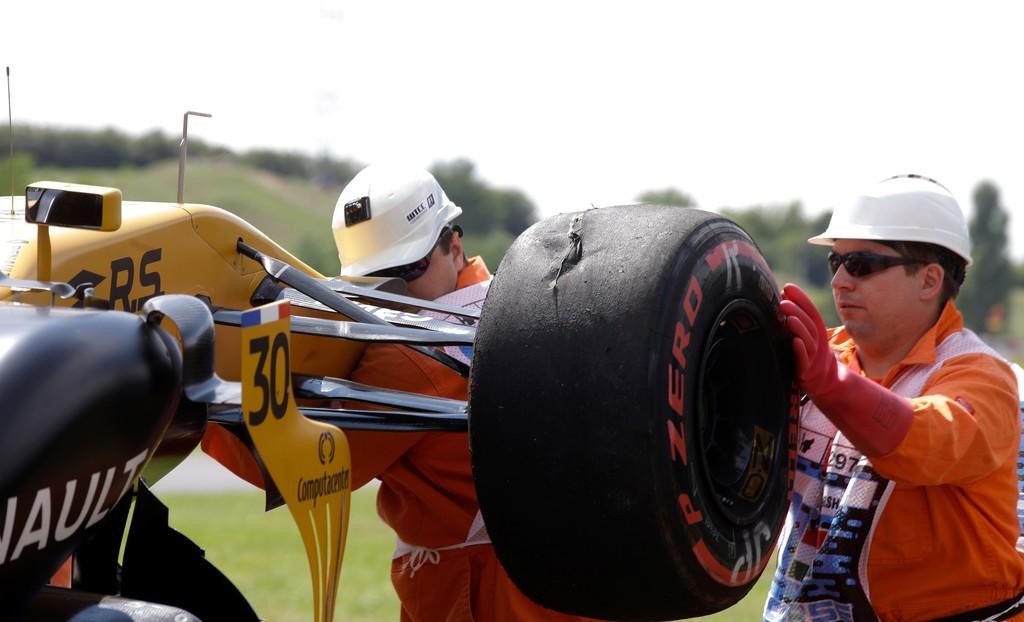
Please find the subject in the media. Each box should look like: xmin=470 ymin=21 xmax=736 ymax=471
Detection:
xmin=765 ymin=301 xmax=1024 ymax=622
xmin=341 ymin=256 xmax=600 ymax=621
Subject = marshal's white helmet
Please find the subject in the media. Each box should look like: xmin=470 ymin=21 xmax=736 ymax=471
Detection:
xmin=809 ymin=174 xmax=972 ymax=265
xmin=332 ymin=164 xmax=462 ymax=276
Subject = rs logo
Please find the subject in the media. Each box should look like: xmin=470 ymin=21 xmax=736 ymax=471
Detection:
xmin=70 ymin=248 xmax=164 ymax=310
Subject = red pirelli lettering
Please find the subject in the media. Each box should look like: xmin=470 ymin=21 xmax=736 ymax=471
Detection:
xmin=705 ymin=239 xmax=772 ymax=275
xmin=667 ymin=277 xmax=702 ymax=415
xmin=667 ymin=418 xmax=688 ymax=465
xmin=668 ymin=364 xmax=684 ymax=415
xmin=671 ymin=320 xmax=691 ymax=367
xmin=683 ymin=275 xmax=702 ymax=325
xmin=678 ymin=493 xmax=703 ymax=524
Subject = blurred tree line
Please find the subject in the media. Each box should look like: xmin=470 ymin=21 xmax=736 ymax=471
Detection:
xmin=0 ymin=124 xmax=538 ymax=272
xmin=0 ymin=123 xmax=361 ymax=185
xmin=1 ymin=124 xmax=1016 ymax=340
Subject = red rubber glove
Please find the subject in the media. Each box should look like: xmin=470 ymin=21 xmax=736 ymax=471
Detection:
xmin=780 ymin=283 xmax=913 ymax=457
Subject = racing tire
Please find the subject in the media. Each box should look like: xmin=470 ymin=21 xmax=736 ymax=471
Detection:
xmin=469 ymin=205 xmax=798 ymax=621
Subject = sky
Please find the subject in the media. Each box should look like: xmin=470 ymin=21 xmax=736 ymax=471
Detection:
xmin=4 ymin=1 xmax=1024 ymax=256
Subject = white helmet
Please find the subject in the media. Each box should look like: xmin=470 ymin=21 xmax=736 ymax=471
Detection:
xmin=332 ymin=164 xmax=462 ymax=276
xmin=809 ymin=174 xmax=972 ymax=265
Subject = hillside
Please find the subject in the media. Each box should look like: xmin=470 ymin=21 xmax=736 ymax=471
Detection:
xmin=29 ymin=157 xmax=345 ymax=275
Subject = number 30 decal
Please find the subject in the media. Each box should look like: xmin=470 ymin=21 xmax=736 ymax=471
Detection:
xmin=248 ymin=332 xmax=291 ymax=427
xmin=240 ymin=299 xmax=351 ymax=622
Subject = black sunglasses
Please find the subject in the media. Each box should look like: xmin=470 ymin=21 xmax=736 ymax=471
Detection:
xmin=827 ymin=251 xmax=923 ymax=278
xmin=371 ymin=223 xmax=463 ymax=282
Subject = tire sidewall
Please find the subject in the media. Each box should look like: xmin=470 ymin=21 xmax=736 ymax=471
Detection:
xmin=655 ymin=220 xmax=797 ymax=592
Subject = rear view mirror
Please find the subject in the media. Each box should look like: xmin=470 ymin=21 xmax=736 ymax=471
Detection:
xmin=25 ymin=181 xmax=122 ymax=231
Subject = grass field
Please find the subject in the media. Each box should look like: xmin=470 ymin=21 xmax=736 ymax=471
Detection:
xmin=159 ymin=488 xmax=399 ymax=622
xmin=158 ymin=487 xmax=775 ymax=621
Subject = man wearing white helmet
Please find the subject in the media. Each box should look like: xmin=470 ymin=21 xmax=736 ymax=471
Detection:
xmin=764 ymin=175 xmax=1024 ymax=621
xmin=333 ymin=164 xmax=598 ymax=622
xmin=333 ymin=164 xmax=468 ymax=297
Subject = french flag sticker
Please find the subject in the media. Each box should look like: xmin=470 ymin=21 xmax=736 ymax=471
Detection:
xmin=241 ymin=300 xmax=291 ymax=327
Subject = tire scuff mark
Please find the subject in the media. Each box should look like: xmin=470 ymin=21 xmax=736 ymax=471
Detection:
xmin=549 ymin=210 xmax=588 ymax=292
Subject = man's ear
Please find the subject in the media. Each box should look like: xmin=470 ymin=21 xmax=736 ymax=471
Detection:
xmin=919 ymin=263 xmax=945 ymax=301
xmin=449 ymin=229 xmax=463 ymax=254
xmin=449 ymin=229 xmax=468 ymax=266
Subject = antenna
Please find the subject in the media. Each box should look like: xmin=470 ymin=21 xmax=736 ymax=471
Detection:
xmin=7 ymin=67 xmax=12 ymax=216
xmin=177 ymin=110 xmax=212 ymax=204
